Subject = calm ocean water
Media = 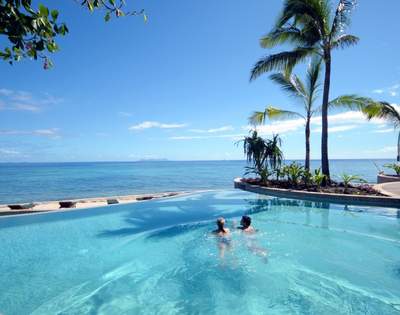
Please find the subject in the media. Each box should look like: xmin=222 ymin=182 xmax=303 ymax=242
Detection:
xmin=0 ymin=159 xmax=395 ymax=204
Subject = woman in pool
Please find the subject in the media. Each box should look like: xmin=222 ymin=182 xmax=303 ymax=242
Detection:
xmin=213 ymin=217 xmax=230 ymax=236
xmin=212 ymin=217 xmax=231 ymax=260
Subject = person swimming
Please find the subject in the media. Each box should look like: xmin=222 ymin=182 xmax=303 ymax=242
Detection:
xmin=212 ymin=217 xmax=231 ymax=260
xmin=237 ymin=215 xmax=268 ymax=260
xmin=213 ymin=217 xmax=230 ymax=236
xmin=237 ymin=215 xmax=256 ymax=233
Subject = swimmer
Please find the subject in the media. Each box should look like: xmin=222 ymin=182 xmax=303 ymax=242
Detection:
xmin=212 ymin=217 xmax=230 ymax=236
xmin=237 ymin=215 xmax=268 ymax=261
xmin=212 ymin=217 xmax=231 ymax=260
xmin=237 ymin=215 xmax=256 ymax=233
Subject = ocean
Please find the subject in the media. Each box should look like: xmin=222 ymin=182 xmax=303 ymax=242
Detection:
xmin=0 ymin=159 xmax=395 ymax=204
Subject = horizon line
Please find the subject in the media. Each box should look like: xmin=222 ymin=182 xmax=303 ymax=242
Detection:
xmin=0 ymin=158 xmax=396 ymax=164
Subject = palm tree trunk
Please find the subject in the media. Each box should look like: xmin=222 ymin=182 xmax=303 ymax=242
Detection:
xmin=305 ymin=117 xmax=311 ymax=171
xmin=321 ymin=50 xmax=331 ymax=182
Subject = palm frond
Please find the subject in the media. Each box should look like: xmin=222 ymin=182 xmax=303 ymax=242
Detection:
xmin=269 ymin=73 xmax=305 ymax=99
xmin=330 ymin=0 xmax=357 ymax=38
xmin=260 ymin=27 xmax=304 ymax=48
xmin=363 ymin=102 xmax=400 ymax=128
xmin=249 ymin=111 xmax=267 ymax=126
xmin=305 ymin=57 xmax=321 ymax=107
xmin=331 ymin=34 xmax=359 ymax=49
xmin=266 ymin=106 xmax=305 ymax=120
xmin=250 ymin=47 xmax=315 ymax=81
xmin=328 ymin=95 xmax=377 ymax=111
xmin=278 ymin=0 xmax=330 ymax=35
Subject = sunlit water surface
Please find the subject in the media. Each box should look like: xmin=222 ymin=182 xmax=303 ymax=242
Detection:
xmin=0 ymin=190 xmax=399 ymax=314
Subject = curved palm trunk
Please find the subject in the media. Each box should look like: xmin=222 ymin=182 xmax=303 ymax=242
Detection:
xmin=305 ymin=117 xmax=311 ymax=171
xmin=321 ymin=50 xmax=331 ymax=182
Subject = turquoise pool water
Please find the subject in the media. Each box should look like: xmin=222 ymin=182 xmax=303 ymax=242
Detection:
xmin=0 ymin=190 xmax=399 ymax=314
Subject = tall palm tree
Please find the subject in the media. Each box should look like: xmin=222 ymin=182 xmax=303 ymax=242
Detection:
xmin=250 ymin=0 xmax=359 ymax=180
xmin=250 ymin=59 xmax=322 ymax=171
xmin=250 ymin=60 xmax=371 ymax=172
xmin=363 ymin=102 xmax=400 ymax=161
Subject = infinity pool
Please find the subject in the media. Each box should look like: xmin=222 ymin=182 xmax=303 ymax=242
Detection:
xmin=0 ymin=190 xmax=399 ymax=314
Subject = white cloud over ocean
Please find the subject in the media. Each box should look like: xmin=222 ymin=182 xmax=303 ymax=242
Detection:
xmin=129 ymin=121 xmax=187 ymax=130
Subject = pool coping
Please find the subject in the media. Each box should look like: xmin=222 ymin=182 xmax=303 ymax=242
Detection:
xmin=0 ymin=190 xmax=212 ymax=219
xmin=234 ymin=178 xmax=400 ymax=209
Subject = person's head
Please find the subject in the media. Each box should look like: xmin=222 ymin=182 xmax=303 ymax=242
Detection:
xmin=240 ymin=215 xmax=251 ymax=228
xmin=216 ymin=217 xmax=226 ymax=230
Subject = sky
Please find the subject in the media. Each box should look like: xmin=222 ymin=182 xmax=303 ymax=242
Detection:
xmin=1 ymin=0 xmax=399 ymax=162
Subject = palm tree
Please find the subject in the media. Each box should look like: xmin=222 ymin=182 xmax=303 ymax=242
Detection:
xmin=250 ymin=59 xmax=375 ymax=172
xmin=362 ymin=102 xmax=400 ymax=161
xmin=250 ymin=59 xmax=322 ymax=171
xmin=250 ymin=0 xmax=359 ymax=180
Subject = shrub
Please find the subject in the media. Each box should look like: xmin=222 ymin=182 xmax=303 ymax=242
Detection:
xmin=384 ymin=163 xmax=400 ymax=175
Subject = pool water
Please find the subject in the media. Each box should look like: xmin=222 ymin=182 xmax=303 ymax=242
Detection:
xmin=0 ymin=190 xmax=399 ymax=314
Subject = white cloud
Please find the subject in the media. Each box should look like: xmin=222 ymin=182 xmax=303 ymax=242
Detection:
xmin=373 ymin=128 xmax=394 ymax=133
xmin=12 ymin=103 xmax=41 ymax=112
xmin=312 ymin=125 xmax=357 ymax=133
xmin=0 ymin=88 xmax=13 ymax=96
xmin=0 ymin=88 xmax=62 ymax=112
xmin=170 ymin=133 xmax=243 ymax=141
xmin=118 ymin=111 xmax=133 ymax=117
xmin=372 ymin=83 xmax=400 ymax=97
xmin=365 ymin=146 xmax=397 ymax=154
xmin=129 ymin=121 xmax=187 ymax=130
xmin=0 ymin=128 xmax=60 ymax=139
xmin=0 ymin=148 xmax=20 ymax=155
xmin=189 ymin=125 xmax=234 ymax=133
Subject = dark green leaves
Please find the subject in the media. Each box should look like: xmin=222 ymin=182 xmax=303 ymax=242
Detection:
xmin=1 ymin=0 xmax=145 ymax=69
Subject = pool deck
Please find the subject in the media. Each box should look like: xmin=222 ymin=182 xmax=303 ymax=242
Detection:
xmin=0 ymin=191 xmax=185 ymax=216
xmin=373 ymin=182 xmax=400 ymax=197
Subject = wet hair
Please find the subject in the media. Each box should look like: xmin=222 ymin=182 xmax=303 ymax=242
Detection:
xmin=216 ymin=217 xmax=225 ymax=230
xmin=241 ymin=215 xmax=251 ymax=227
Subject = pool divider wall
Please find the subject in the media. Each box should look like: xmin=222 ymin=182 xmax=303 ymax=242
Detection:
xmin=234 ymin=178 xmax=400 ymax=209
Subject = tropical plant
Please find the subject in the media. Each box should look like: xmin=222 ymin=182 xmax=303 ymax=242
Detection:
xmin=239 ymin=131 xmax=284 ymax=183
xmin=383 ymin=163 xmax=400 ymax=176
xmin=339 ymin=173 xmax=366 ymax=193
xmin=250 ymin=0 xmax=359 ymax=180
xmin=312 ymin=168 xmax=326 ymax=189
xmin=0 ymin=0 xmax=146 ymax=68
xmin=302 ymin=169 xmax=312 ymax=186
xmin=362 ymin=102 xmax=400 ymax=161
xmin=282 ymin=162 xmax=305 ymax=186
xmin=244 ymin=166 xmax=272 ymax=184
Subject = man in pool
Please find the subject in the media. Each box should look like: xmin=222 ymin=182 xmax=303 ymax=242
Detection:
xmin=237 ymin=215 xmax=268 ymax=259
xmin=212 ymin=217 xmax=230 ymax=236
xmin=237 ymin=215 xmax=256 ymax=233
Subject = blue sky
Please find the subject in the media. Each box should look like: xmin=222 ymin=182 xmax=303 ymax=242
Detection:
xmin=1 ymin=0 xmax=399 ymax=162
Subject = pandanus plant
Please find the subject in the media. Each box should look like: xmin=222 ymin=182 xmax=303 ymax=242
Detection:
xmin=240 ymin=131 xmax=283 ymax=183
xmin=250 ymin=0 xmax=359 ymax=180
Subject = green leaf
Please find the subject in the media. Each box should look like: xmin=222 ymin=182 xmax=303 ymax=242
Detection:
xmin=109 ymin=0 xmax=116 ymax=6
xmin=104 ymin=12 xmax=111 ymax=22
xmin=51 ymin=10 xmax=59 ymax=21
xmin=87 ymin=1 xmax=94 ymax=12
xmin=38 ymin=4 xmax=49 ymax=17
